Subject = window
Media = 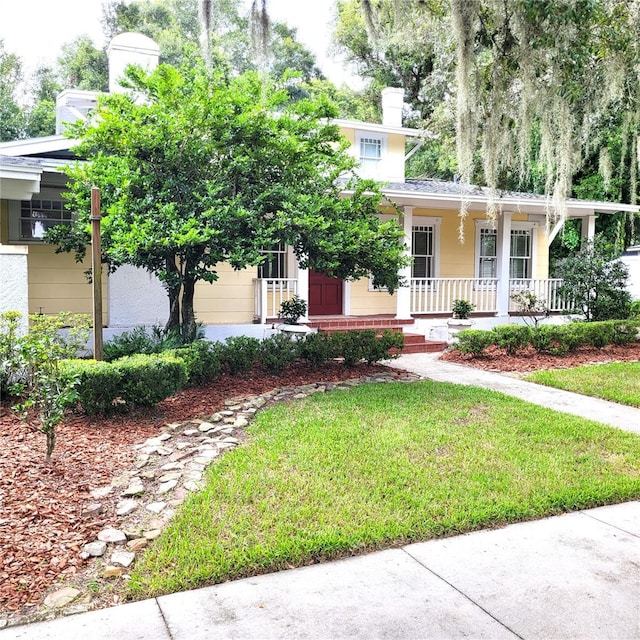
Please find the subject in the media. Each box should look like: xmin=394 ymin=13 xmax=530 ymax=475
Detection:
xmin=359 ymin=137 xmax=382 ymax=171
xmin=412 ymin=225 xmax=435 ymax=279
xmin=18 ymin=199 xmax=70 ymax=241
xmin=475 ymin=224 xmax=534 ymax=279
xmin=510 ymin=229 xmax=531 ymax=279
xmin=355 ymin=131 xmax=386 ymax=178
xmin=258 ymin=243 xmax=287 ymax=279
xmin=478 ymin=227 xmax=497 ymax=278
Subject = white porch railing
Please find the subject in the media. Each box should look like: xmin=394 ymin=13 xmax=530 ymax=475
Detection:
xmin=508 ymin=279 xmax=572 ymax=312
xmin=254 ymin=278 xmax=298 ymax=323
xmin=410 ymin=278 xmax=499 ymax=314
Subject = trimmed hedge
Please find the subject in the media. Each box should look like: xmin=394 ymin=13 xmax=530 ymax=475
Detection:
xmin=453 ymin=320 xmax=639 ymax=358
xmin=62 ymin=328 xmax=408 ymax=415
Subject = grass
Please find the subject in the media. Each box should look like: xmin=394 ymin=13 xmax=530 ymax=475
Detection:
xmin=128 ymin=381 xmax=640 ymax=599
xmin=525 ymin=362 xmax=640 ymax=408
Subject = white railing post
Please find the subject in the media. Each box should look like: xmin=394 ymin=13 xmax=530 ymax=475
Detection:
xmin=261 ymin=279 xmax=268 ymax=323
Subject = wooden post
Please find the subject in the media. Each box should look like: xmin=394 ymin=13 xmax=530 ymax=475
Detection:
xmin=91 ymin=187 xmax=104 ymax=361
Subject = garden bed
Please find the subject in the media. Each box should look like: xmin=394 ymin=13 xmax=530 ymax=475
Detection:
xmin=441 ymin=341 xmax=640 ymax=373
xmin=0 ymin=361 xmax=397 ymax=620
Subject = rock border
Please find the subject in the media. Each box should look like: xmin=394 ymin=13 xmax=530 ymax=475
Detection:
xmin=2 ymin=371 xmax=419 ymax=627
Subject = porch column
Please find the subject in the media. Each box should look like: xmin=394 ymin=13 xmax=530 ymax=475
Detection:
xmin=581 ymin=214 xmax=596 ymax=243
xmin=395 ymin=206 xmax=413 ymax=320
xmin=496 ymin=211 xmax=512 ymax=316
xmin=297 ymin=265 xmax=310 ymax=322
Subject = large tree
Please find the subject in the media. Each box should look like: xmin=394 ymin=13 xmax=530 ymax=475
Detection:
xmin=338 ymin=0 xmax=640 ymax=238
xmin=47 ymin=64 xmax=407 ymax=337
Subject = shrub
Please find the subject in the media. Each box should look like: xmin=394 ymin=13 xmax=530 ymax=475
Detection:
xmin=555 ymin=238 xmax=632 ymax=321
xmin=62 ymin=359 xmax=123 ymax=415
xmin=220 ymin=336 xmax=261 ymax=375
xmin=560 ymin=323 xmax=587 ymax=352
xmin=492 ymin=325 xmax=531 ymax=355
xmin=611 ymin=320 xmax=639 ymax=345
xmin=114 ymin=354 xmax=187 ymax=406
xmin=170 ymin=341 xmax=223 ymax=385
xmin=530 ymin=325 xmax=558 ymax=353
xmin=0 ymin=311 xmax=21 ymax=399
xmin=103 ymin=325 xmax=201 ymax=362
xmin=454 ymin=329 xmax=494 ymax=356
xmin=259 ymin=333 xmax=300 ymax=374
xmin=9 ymin=313 xmax=91 ymax=461
xmin=331 ymin=329 xmax=404 ymax=366
xmin=366 ymin=329 xmax=405 ymax=363
xmin=298 ymin=332 xmax=336 ymax=369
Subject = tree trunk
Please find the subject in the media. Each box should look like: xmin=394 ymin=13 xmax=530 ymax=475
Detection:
xmin=45 ymin=429 xmax=55 ymax=462
xmin=164 ymin=258 xmax=181 ymax=334
xmin=181 ymin=276 xmax=197 ymax=340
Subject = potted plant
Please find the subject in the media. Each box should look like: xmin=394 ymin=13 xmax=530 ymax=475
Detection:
xmin=279 ymin=295 xmax=308 ymax=325
xmin=451 ymin=299 xmax=474 ymax=320
xmin=447 ymin=299 xmax=475 ymax=337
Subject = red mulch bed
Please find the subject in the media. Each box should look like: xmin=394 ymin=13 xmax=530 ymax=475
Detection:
xmin=0 ymin=361 xmax=394 ymax=617
xmin=441 ymin=342 xmax=640 ymax=372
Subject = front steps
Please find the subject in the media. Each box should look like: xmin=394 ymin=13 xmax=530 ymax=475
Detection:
xmin=307 ymin=316 xmax=447 ymax=354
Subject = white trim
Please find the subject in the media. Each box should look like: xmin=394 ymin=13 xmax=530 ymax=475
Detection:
xmin=333 ymin=118 xmax=421 ymax=137
xmin=0 ymin=135 xmax=78 ymax=157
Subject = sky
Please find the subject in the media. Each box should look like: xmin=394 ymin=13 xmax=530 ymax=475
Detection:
xmin=0 ymin=0 xmax=360 ymax=88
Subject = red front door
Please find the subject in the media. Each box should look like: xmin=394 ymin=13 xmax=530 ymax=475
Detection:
xmin=309 ymin=270 xmax=343 ymax=315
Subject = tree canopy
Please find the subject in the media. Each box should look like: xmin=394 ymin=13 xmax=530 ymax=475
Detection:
xmin=336 ymin=0 xmax=640 ymax=242
xmin=47 ymin=64 xmax=407 ymax=336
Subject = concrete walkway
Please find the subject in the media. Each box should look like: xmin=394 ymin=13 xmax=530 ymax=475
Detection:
xmin=2 ymin=502 xmax=639 ymax=639
xmin=3 ymin=353 xmax=640 ymax=639
xmin=388 ymin=352 xmax=640 ymax=434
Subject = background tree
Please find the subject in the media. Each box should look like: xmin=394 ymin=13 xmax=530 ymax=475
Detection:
xmin=0 ymin=40 xmax=25 ymax=141
xmin=47 ymin=64 xmax=407 ymax=337
xmin=24 ymin=66 xmax=61 ymax=138
xmin=341 ymin=1 xmax=640 ymax=240
xmin=57 ymin=35 xmax=109 ymax=91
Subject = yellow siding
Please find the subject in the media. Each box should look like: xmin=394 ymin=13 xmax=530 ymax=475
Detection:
xmin=193 ymin=262 xmax=255 ymax=324
xmin=27 ymin=244 xmax=107 ymax=323
xmin=349 ymin=277 xmax=397 ymax=315
xmin=387 ymin=133 xmax=405 ymax=166
xmin=339 ymin=127 xmax=356 ymax=146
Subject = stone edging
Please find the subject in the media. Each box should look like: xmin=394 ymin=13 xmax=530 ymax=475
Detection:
xmin=4 ymin=371 xmax=419 ymax=626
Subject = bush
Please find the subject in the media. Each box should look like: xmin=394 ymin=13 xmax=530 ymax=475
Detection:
xmin=492 ymin=325 xmax=531 ymax=355
xmin=220 ymin=336 xmax=261 ymax=375
xmin=62 ymin=359 xmax=123 ymax=415
xmin=298 ymin=332 xmax=336 ymax=369
xmin=170 ymin=341 xmax=223 ymax=385
xmin=103 ymin=325 xmax=200 ymax=362
xmin=259 ymin=333 xmax=300 ymax=374
xmin=455 ymin=329 xmax=494 ymax=356
xmin=611 ymin=320 xmax=639 ymax=345
xmin=331 ymin=329 xmax=404 ymax=366
xmin=0 ymin=311 xmax=21 ymax=399
xmin=114 ymin=354 xmax=187 ymax=406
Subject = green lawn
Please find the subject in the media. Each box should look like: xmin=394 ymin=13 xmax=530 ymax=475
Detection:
xmin=128 ymin=381 xmax=640 ymax=599
xmin=525 ymin=362 xmax=640 ymax=408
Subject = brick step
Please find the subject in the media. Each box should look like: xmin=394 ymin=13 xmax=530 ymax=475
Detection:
xmin=317 ymin=326 xmax=405 ymax=336
xmin=397 ymin=341 xmax=448 ymax=354
xmin=307 ymin=318 xmax=414 ymax=330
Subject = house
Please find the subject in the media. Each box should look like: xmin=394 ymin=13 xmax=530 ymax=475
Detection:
xmin=1 ymin=34 xmax=638 ymax=344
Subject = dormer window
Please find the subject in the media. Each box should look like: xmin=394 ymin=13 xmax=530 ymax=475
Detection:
xmin=356 ymin=131 xmax=386 ymax=178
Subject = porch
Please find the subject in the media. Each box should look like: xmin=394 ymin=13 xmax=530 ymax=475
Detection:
xmin=253 ymin=277 xmax=572 ymax=324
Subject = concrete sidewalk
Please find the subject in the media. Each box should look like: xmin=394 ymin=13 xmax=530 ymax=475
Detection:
xmin=3 ymin=353 xmax=640 ymax=639
xmin=387 ymin=352 xmax=640 ymax=434
xmin=3 ymin=502 xmax=639 ymax=639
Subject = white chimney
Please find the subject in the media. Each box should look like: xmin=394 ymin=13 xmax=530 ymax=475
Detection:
xmin=55 ymin=89 xmax=99 ymax=134
xmin=107 ymin=32 xmax=160 ymax=94
xmin=381 ymin=87 xmax=404 ymax=128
